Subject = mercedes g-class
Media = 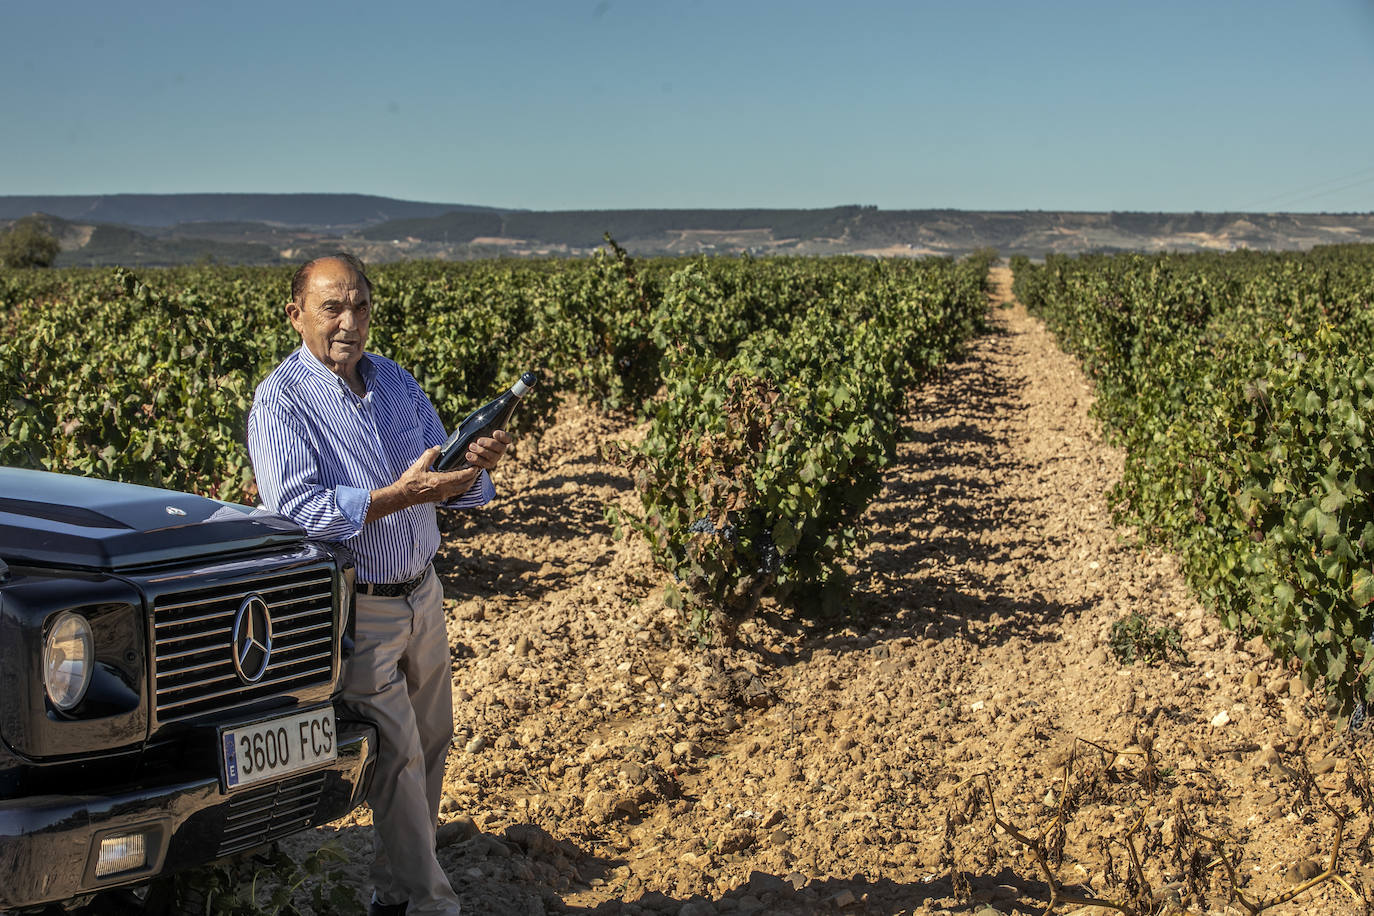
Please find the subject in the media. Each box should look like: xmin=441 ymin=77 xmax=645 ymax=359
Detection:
xmin=0 ymin=468 xmax=376 ymax=911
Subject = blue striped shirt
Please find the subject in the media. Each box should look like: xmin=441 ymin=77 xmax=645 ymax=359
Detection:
xmin=246 ymin=346 xmax=494 ymax=584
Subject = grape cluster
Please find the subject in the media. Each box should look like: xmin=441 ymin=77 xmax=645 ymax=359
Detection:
xmin=687 ymin=516 xmax=736 ymax=543
xmin=754 ymin=528 xmax=781 ymax=575
xmin=686 ymin=517 xmax=784 ymax=574
xmin=1354 ymin=626 xmax=1371 ymax=733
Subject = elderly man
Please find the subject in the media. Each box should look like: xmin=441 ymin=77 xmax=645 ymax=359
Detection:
xmin=247 ymin=253 xmax=508 ymax=916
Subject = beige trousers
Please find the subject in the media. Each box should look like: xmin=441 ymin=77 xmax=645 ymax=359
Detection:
xmin=341 ymin=567 xmax=460 ymax=916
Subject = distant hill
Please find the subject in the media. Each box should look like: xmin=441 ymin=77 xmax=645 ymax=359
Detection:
xmin=0 ymin=193 xmax=502 ymax=229
xmin=359 ymin=205 xmax=1374 ymax=258
xmin=359 ymin=207 xmax=862 ymax=248
xmin=10 ymin=214 xmax=287 ymax=267
xmin=4 ymin=195 xmax=1374 ymax=267
xmin=71 ymin=224 xmax=280 ymax=266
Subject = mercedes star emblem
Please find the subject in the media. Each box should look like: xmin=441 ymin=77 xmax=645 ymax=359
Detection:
xmin=231 ymin=594 xmax=273 ymax=684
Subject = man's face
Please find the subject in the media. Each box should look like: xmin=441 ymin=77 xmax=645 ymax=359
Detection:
xmin=286 ymin=258 xmax=371 ymax=379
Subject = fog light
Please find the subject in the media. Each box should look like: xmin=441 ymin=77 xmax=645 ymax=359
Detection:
xmin=94 ymin=832 xmax=148 ymax=878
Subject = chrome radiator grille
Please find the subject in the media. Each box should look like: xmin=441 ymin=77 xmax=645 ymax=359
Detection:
xmin=152 ymin=565 xmax=336 ymax=724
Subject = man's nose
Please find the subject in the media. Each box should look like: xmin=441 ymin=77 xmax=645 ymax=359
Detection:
xmin=339 ymin=307 xmax=359 ymax=330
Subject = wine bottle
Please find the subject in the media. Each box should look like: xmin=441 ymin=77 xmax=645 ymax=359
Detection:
xmin=434 ymin=371 xmax=538 ymax=471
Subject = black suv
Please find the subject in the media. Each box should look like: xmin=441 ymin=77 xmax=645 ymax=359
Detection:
xmin=0 ymin=468 xmax=377 ymax=911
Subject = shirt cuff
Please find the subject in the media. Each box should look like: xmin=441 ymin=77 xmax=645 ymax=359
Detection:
xmin=441 ymin=470 xmax=495 ymax=509
xmin=335 ymin=485 xmax=372 ymax=530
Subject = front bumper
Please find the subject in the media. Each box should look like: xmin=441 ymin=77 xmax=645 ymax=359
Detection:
xmin=0 ymin=718 xmax=376 ymax=910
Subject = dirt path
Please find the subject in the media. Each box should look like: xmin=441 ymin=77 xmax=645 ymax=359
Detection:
xmin=300 ymin=266 xmax=1368 ymax=915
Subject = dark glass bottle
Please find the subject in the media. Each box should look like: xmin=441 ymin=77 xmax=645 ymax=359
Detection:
xmin=434 ymin=371 xmax=538 ymax=471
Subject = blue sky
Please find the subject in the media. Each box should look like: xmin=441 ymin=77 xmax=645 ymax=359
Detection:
xmin=3 ymin=0 xmax=1373 ymax=212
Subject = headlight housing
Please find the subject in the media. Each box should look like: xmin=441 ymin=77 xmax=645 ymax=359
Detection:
xmin=44 ymin=611 xmax=94 ymax=711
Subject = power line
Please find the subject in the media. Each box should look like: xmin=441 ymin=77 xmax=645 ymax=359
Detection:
xmin=1268 ymin=172 xmax=1374 ymax=211
xmin=1240 ymin=164 xmax=1374 ymax=211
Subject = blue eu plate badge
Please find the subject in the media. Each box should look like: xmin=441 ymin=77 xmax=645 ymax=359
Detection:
xmin=223 ymin=732 xmax=239 ymax=784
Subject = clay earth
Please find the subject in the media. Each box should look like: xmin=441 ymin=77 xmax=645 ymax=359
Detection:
xmin=276 ymin=267 xmax=1373 ymax=915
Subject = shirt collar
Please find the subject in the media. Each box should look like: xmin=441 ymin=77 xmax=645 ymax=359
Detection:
xmin=295 ymin=345 xmax=375 ymax=394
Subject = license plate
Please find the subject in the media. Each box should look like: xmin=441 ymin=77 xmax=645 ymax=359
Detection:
xmin=220 ymin=707 xmax=337 ymax=790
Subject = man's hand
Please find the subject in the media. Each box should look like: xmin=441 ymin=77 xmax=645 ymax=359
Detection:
xmin=365 ymin=432 xmax=512 ymax=523
xmin=463 ymin=429 xmax=512 ymax=471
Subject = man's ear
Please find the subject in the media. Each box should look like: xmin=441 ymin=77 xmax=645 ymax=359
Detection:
xmin=285 ymin=299 xmax=304 ymax=332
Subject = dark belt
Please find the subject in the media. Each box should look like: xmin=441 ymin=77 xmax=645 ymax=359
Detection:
xmin=356 ymin=567 xmax=430 ymax=598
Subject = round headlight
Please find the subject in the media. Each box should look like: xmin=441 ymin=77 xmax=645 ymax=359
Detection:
xmin=44 ymin=611 xmax=94 ymax=711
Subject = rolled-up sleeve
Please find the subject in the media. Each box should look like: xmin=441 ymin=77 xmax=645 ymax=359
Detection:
xmin=444 ymin=470 xmax=494 ymax=509
xmin=247 ymin=401 xmax=370 ymax=540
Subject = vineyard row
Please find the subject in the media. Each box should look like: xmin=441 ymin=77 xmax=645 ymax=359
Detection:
xmin=1013 ymin=244 xmax=1374 ymax=718
xmin=1 ymin=248 xmax=992 ymax=634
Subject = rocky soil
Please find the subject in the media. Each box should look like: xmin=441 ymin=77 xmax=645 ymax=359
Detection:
xmin=287 ymin=267 xmax=1374 ymax=915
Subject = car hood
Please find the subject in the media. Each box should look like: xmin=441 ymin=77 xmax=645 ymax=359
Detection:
xmin=0 ymin=468 xmax=305 ymax=571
